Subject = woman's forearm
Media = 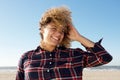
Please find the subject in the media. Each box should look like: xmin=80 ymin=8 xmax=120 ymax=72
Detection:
xmin=76 ymin=34 xmax=95 ymax=48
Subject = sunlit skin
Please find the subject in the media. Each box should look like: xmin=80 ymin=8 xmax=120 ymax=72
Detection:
xmin=40 ymin=22 xmax=65 ymax=51
xmin=68 ymin=24 xmax=95 ymax=48
xmin=40 ymin=22 xmax=95 ymax=52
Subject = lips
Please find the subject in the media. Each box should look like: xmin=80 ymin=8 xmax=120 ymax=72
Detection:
xmin=51 ymin=36 xmax=60 ymax=43
xmin=52 ymin=36 xmax=59 ymax=40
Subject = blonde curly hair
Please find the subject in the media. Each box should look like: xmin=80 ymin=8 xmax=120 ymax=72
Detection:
xmin=39 ymin=6 xmax=73 ymax=48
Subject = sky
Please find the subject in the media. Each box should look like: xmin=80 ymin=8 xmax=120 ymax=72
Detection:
xmin=0 ymin=0 xmax=120 ymax=67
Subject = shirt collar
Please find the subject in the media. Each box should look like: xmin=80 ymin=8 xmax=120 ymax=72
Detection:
xmin=34 ymin=46 xmax=66 ymax=54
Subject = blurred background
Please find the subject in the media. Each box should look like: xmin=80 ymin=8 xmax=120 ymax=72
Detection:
xmin=0 ymin=0 xmax=120 ymax=67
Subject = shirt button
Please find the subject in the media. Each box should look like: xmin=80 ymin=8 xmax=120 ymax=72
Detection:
xmin=49 ymin=62 xmax=52 ymax=64
xmin=50 ymin=54 xmax=52 ymax=57
xmin=47 ymin=69 xmax=50 ymax=72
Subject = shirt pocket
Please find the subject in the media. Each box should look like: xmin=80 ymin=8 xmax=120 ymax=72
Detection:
xmin=24 ymin=59 xmax=44 ymax=69
xmin=56 ymin=57 xmax=72 ymax=68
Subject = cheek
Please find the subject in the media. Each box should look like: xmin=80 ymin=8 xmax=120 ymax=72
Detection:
xmin=42 ymin=30 xmax=49 ymax=39
xmin=43 ymin=30 xmax=52 ymax=40
xmin=60 ymin=35 xmax=64 ymax=41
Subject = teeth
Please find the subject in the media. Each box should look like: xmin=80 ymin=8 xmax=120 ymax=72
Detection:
xmin=52 ymin=36 xmax=59 ymax=41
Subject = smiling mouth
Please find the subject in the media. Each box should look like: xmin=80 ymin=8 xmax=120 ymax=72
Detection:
xmin=51 ymin=36 xmax=60 ymax=42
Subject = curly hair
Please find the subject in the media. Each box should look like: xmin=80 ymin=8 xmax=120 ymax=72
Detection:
xmin=39 ymin=6 xmax=73 ymax=48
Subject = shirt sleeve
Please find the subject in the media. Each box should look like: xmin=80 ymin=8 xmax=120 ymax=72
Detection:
xmin=16 ymin=53 xmax=26 ymax=80
xmin=83 ymin=39 xmax=113 ymax=67
xmin=16 ymin=50 xmax=33 ymax=80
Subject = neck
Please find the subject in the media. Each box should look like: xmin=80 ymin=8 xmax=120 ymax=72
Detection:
xmin=40 ymin=41 xmax=56 ymax=52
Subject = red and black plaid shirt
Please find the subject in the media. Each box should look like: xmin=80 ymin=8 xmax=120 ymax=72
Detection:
xmin=16 ymin=40 xmax=112 ymax=80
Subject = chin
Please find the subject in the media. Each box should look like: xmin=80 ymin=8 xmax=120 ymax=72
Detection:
xmin=50 ymin=42 xmax=59 ymax=47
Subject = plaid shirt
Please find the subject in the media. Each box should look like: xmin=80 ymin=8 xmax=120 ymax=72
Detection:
xmin=16 ymin=40 xmax=112 ymax=80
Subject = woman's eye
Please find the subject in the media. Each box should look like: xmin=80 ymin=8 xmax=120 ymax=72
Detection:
xmin=51 ymin=27 xmax=56 ymax=31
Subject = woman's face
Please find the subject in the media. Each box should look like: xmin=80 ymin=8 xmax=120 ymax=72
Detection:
xmin=41 ymin=22 xmax=65 ymax=47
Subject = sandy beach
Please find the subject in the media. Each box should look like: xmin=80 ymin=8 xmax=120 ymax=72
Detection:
xmin=83 ymin=70 xmax=120 ymax=80
xmin=0 ymin=70 xmax=120 ymax=80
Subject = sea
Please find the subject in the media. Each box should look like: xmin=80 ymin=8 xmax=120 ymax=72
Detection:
xmin=84 ymin=65 xmax=120 ymax=71
xmin=0 ymin=66 xmax=16 ymax=73
xmin=0 ymin=66 xmax=120 ymax=72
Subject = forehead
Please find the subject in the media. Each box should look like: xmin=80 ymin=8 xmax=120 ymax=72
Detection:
xmin=48 ymin=22 xmax=65 ymax=29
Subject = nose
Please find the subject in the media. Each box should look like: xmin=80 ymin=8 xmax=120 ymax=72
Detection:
xmin=55 ymin=29 xmax=64 ymax=36
xmin=55 ymin=30 xmax=62 ymax=36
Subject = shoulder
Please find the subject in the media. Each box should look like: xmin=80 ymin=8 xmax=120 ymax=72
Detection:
xmin=20 ymin=46 xmax=40 ymax=59
xmin=59 ymin=46 xmax=85 ymax=54
xmin=20 ymin=50 xmax=34 ymax=61
xmin=68 ymin=47 xmax=84 ymax=52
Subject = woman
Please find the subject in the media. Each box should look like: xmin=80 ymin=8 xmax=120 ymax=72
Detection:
xmin=16 ymin=6 xmax=112 ymax=80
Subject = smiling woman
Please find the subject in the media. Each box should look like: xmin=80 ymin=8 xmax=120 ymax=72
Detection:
xmin=16 ymin=6 xmax=112 ymax=80
xmin=39 ymin=6 xmax=72 ymax=49
xmin=40 ymin=22 xmax=65 ymax=51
